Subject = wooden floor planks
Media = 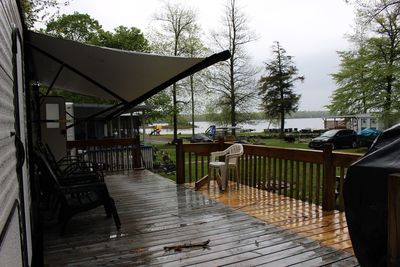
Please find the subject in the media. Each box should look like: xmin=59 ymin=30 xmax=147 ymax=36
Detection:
xmin=43 ymin=170 xmax=358 ymax=266
xmin=193 ymin=180 xmax=354 ymax=253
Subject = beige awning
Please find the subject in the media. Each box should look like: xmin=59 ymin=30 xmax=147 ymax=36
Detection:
xmin=27 ymin=31 xmax=230 ymax=107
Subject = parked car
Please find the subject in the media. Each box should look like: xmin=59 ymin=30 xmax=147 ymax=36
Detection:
xmin=308 ymin=129 xmax=358 ymax=150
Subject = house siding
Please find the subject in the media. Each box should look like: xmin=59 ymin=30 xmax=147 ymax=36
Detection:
xmin=0 ymin=0 xmax=29 ymax=266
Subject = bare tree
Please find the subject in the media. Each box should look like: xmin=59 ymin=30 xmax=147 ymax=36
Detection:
xmin=208 ymin=0 xmax=259 ymax=133
xmin=181 ymin=26 xmax=208 ymax=136
xmin=152 ymin=2 xmax=199 ymax=142
xmin=349 ymin=0 xmax=400 ymax=17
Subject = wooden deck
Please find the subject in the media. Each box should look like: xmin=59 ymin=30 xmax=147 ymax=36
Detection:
xmin=192 ymin=181 xmax=354 ymax=254
xmin=43 ymin=170 xmax=359 ymax=266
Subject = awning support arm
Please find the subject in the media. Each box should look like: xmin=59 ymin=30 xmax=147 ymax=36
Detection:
xmin=65 ymin=110 xmax=75 ymax=120
xmin=41 ymin=64 xmax=64 ymax=101
xmin=104 ymin=50 xmax=231 ymax=121
xmin=29 ymin=43 xmax=128 ymax=103
xmin=66 ymin=102 xmax=124 ymax=129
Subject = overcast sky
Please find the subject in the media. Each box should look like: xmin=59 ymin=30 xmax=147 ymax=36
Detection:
xmin=52 ymin=0 xmax=356 ymax=111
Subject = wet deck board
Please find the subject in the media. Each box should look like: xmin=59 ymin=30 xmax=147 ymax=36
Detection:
xmin=43 ymin=170 xmax=358 ymax=266
xmin=194 ymin=180 xmax=354 ymax=253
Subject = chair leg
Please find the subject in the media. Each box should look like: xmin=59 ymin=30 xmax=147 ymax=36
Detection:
xmin=60 ymin=220 xmax=69 ymax=236
xmin=58 ymin=210 xmax=71 ymax=236
xmin=221 ymin=167 xmax=227 ymax=191
xmin=235 ymin=167 xmax=240 ymax=189
xmin=104 ymin=202 xmax=112 ymax=217
xmin=109 ymin=197 xmax=121 ymax=230
xmin=208 ymin=167 xmax=212 ymax=189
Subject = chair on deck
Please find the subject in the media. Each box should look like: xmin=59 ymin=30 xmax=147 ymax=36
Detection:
xmin=208 ymin=143 xmax=244 ymax=190
xmin=33 ymin=151 xmax=121 ymax=235
xmin=37 ymin=142 xmax=104 ymax=181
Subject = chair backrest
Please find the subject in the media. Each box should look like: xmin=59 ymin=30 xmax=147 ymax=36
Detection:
xmin=33 ymin=151 xmax=61 ymax=188
xmin=37 ymin=142 xmax=63 ymax=176
xmin=227 ymin=143 xmax=244 ymax=165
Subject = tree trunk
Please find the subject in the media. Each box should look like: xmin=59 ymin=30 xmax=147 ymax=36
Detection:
xmin=384 ymin=75 xmax=393 ymax=128
xmin=277 ymin=42 xmax=285 ymax=138
xmin=229 ymin=3 xmax=237 ymax=136
xmin=230 ymin=52 xmax=236 ymax=136
xmin=173 ymin=36 xmax=179 ymax=143
xmin=280 ymin=109 xmax=285 ymax=138
xmin=190 ymin=75 xmax=195 ymax=136
xmin=231 ymin=100 xmax=236 ymax=133
xmin=172 ymin=83 xmax=178 ymax=143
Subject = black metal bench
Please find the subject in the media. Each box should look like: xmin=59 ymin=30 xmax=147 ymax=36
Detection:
xmin=33 ymin=151 xmax=121 ymax=235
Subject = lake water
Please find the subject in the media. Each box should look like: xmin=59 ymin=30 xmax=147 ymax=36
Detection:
xmin=150 ymin=118 xmax=324 ymax=135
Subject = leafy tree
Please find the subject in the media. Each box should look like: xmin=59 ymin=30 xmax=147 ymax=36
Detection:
xmin=258 ymin=41 xmax=304 ymax=138
xmin=330 ymin=0 xmax=400 ymax=127
xmin=41 ymin=13 xmax=110 ymax=104
xmin=144 ymin=92 xmax=174 ymax=124
xmin=208 ymin=0 xmax=258 ymax=133
xmin=21 ymin=0 xmax=70 ymax=28
xmin=359 ymin=1 xmax=400 ymax=127
xmin=41 ymin=13 xmax=152 ymax=105
xmin=204 ymin=104 xmax=233 ymax=126
xmin=151 ymin=2 xmax=199 ymax=142
xmin=204 ymin=103 xmax=254 ymax=126
xmin=328 ymin=46 xmax=374 ymax=114
xmin=43 ymin=12 xmax=150 ymax=53
xmin=44 ymin=12 xmax=102 ymax=43
xmin=96 ymin=26 xmax=150 ymax=52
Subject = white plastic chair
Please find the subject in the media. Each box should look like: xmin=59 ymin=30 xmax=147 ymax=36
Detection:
xmin=208 ymin=143 xmax=244 ymax=190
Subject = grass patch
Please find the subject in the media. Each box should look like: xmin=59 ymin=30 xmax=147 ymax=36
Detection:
xmin=148 ymin=136 xmax=366 ymax=189
xmin=251 ymin=138 xmax=310 ymax=149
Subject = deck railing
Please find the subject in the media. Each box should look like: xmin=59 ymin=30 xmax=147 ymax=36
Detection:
xmin=176 ymin=139 xmax=361 ymax=211
xmin=66 ymin=137 xmax=153 ymax=171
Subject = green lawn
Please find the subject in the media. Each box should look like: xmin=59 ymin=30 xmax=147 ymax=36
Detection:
xmin=146 ymin=133 xmax=368 ymax=152
xmin=148 ymin=136 xmax=367 ymax=185
xmin=147 ymin=136 xmax=366 ymax=207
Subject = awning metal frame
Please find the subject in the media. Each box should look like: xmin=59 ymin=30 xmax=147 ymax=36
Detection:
xmin=103 ymin=50 xmax=231 ymax=121
xmin=66 ymin=103 xmax=124 ymax=129
xmin=28 ymin=32 xmax=230 ymax=129
xmin=29 ymin=43 xmax=128 ymax=103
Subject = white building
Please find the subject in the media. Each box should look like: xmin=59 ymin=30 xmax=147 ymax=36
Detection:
xmin=323 ymin=114 xmax=381 ymax=132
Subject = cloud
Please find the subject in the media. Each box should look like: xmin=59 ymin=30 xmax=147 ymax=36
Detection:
xmin=52 ymin=0 xmax=355 ymax=111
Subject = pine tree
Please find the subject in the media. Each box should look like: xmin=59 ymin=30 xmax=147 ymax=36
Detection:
xmin=258 ymin=41 xmax=304 ymax=138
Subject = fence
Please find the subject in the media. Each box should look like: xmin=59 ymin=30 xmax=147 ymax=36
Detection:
xmin=67 ymin=137 xmax=153 ymax=171
xmin=176 ymin=139 xmax=361 ymax=211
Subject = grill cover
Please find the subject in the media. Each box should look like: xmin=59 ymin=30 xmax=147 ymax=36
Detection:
xmin=344 ymin=123 xmax=400 ymax=267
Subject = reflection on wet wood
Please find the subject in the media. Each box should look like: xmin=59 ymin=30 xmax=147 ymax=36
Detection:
xmin=43 ymin=171 xmax=358 ymax=266
xmin=192 ymin=180 xmax=354 ymax=254
xmin=179 ymin=142 xmax=361 ymax=211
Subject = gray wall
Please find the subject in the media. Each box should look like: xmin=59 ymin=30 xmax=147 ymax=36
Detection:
xmin=0 ymin=0 xmax=31 ymax=266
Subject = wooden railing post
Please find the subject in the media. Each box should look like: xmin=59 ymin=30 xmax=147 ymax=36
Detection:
xmin=322 ymin=144 xmax=335 ymax=211
xmin=218 ymin=136 xmax=225 ymax=150
xmin=388 ymin=173 xmax=400 ymax=266
xmin=133 ymin=135 xmax=141 ymax=169
xmin=176 ymin=139 xmax=185 ymax=184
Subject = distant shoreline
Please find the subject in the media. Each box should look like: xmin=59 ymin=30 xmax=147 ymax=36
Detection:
xmin=179 ymin=111 xmax=330 ymax=122
xmin=146 ymin=118 xmax=324 ymax=134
